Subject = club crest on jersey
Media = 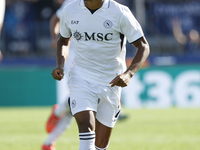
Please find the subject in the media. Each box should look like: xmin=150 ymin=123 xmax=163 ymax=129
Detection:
xmin=103 ymin=20 xmax=113 ymax=29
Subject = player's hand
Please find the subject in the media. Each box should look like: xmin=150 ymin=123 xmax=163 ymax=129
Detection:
xmin=51 ymin=67 xmax=64 ymax=81
xmin=109 ymin=73 xmax=132 ymax=87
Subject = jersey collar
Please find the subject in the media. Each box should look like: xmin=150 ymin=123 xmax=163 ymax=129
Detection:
xmin=80 ymin=0 xmax=110 ymax=11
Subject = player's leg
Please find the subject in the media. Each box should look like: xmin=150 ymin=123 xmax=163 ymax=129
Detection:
xmin=68 ymin=78 xmax=100 ymax=150
xmin=43 ymin=71 xmax=72 ymax=149
xmin=42 ymin=112 xmax=72 ymax=150
xmin=95 ymin=119 xmax=112 ymax=149
xmin=54 ymin=97 xmax=70 ymax=116
xmin=46 ymin=78 xmax=70 ymax=133
xmin=95 ymin=85 xmax=121 ymax=150
xmin=46 ymin=98 xmax=71 ymax=133
xmin=74 ymin=110 xmax=96 ymax=150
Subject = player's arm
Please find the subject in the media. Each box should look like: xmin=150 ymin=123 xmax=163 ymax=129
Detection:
xmin=50 ymin=14 xmax=60 ymax=49
xmin=126 ymin=36 xmax=150 ymax=76
xmin=172 ymin=18 xmax=187 ymax=45
xmin=110 ymin=36 xmax=150 ymax=87
xmin=52 ymin=35 xmax=70 ymax=81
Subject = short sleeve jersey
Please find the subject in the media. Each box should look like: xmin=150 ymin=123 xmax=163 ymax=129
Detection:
xmin=56 ymin=0 xmax=75 ymax=19
xmin=60 ymin=0 xmax=144 ymax=86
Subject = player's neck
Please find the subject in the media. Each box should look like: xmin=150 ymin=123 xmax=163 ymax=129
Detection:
xmin=84 ymin=0 xmax=104 ymax=10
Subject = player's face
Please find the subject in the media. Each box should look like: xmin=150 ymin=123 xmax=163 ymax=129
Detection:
xmin=57 ymin=0 xmax=65 ymax=5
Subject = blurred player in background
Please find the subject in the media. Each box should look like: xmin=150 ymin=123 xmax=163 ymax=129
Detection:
xmin=172 ymin=18 xmax=200 ymax=55
xmin=52 ymin=0 xmax=149 ymax=150
xmin=0 ymin=0 xmax=6 ymax=62
xmin=41 ymin=0 xmax=75 ymax=150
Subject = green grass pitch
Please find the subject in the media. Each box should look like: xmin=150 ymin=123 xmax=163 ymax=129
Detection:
xmin=0 ymin=107 xmax=200 ymax=150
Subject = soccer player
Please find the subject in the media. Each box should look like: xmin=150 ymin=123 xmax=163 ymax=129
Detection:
xmin=172 ymin=18 xmax=200 ymax=55
xmin=41 ymin=0 xmax=75 ymax=150
xmin=0 ymin=0 xmax=5 ymax=62
xmin=52 ymin=0 xmax=150 ymax=149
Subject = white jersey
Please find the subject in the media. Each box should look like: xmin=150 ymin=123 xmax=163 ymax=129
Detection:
xmin=60 ymin=0 xmax=144 ymax=86
xmin=56 ymin=0 xmax=75 ymax=19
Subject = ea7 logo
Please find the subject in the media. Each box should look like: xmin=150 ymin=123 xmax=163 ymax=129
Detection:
xmin=71 ymin=20 xmax=79 ymax=24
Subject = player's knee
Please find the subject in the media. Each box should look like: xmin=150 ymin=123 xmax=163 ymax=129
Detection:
xmin=78 ymin=121 xmax=95 ymax=132
xmin=74 ymin=111 xmax=95 ymax=132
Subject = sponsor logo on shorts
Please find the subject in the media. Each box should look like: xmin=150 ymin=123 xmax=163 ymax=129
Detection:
xmin=72 ymin=100 xmax=76 ymax=108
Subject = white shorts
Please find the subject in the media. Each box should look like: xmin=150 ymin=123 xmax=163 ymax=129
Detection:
xmin=68 ymin=77 xmax=122 ymax=128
